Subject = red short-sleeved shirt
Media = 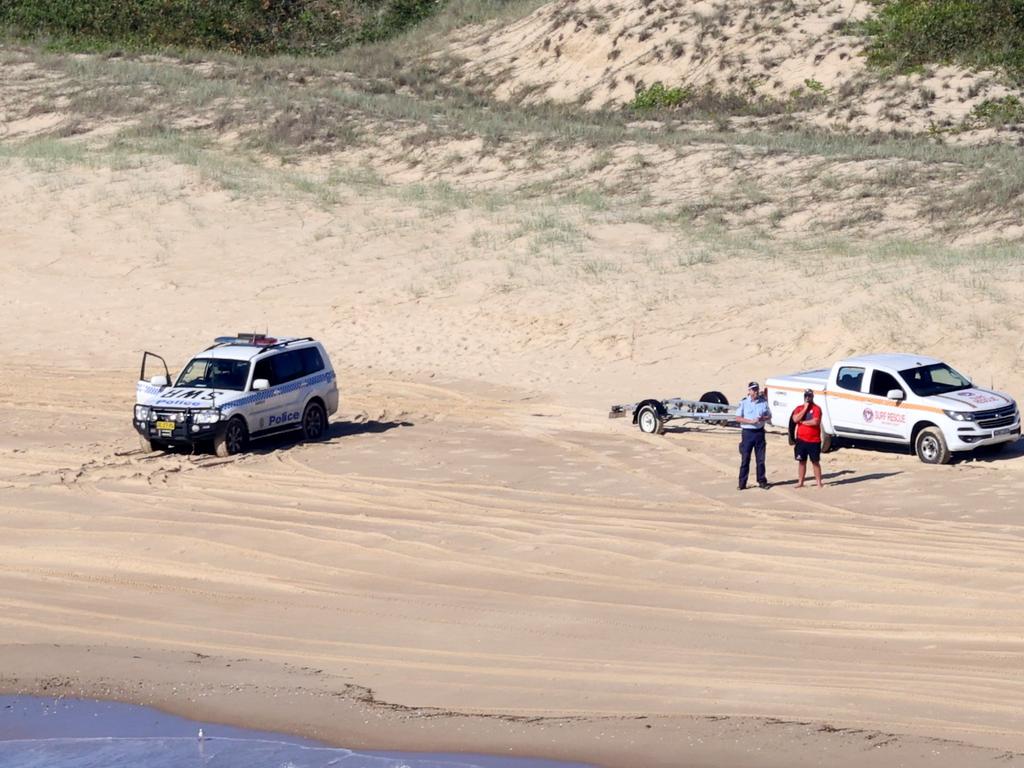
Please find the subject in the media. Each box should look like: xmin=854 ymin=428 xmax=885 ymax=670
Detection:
xmin=793 ymin=403 xmax=822 ymax=443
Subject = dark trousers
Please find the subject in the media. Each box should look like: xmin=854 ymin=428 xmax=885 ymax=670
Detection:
xmin=738 ymin=429 xmax=767 ymax=487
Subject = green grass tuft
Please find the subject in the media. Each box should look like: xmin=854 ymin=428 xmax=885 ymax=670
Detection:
xmin=968 ymin=95 xmax=1024 ymax=127
xmin=862 ymin=0 xmax=1024 ymax=81
xmin=0 ymin=0 xmax=444 ymax=54
xmin=630 ymin=82 xmax=692 ymax=111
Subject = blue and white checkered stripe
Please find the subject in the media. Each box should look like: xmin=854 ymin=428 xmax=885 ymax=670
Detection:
xmin=225 ymin=370 xmax=337 ymax=410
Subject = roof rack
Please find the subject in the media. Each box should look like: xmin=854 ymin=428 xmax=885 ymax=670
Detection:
xmin=254 ymin=337 xmax=315 ymax=355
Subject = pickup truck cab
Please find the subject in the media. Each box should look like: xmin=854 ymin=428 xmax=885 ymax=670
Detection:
xmin=766 ymin=354 xmax=1020 ymax=464
xmin=134 ymin=333 xmax=339 ymax=457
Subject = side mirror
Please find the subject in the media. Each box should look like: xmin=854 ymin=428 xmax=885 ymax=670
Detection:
xmin=150 ymin=375 xmax=168 ymax=387
xmin=252 ymin=378 xmax=270 ymax=391
xmin=887 ymin=388 xmax=905 ymax=401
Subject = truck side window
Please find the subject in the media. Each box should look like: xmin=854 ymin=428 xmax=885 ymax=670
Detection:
xmin=869 ymin=371 xmax=901 ymax=397
xmin=837 ymin=366 xmax=865 ymax=392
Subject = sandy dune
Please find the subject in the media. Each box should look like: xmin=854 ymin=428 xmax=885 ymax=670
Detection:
xmin=2 ymin=145 xmax=1024 ymax=768
xmin=453 ymin=0 xmax=1022 ymax=142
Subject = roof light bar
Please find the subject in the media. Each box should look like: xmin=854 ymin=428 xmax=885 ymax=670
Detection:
xmin=213 ymin=333 xmax=278 ymax=346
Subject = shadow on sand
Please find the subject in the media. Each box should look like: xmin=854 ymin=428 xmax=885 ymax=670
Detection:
xmin=832 ymin=436 xmax=1023 ymax=465
xmin=248 ymin=418 xmax=413 ymax=455
xmin=769 ymin=470 xmax=902 ymax=488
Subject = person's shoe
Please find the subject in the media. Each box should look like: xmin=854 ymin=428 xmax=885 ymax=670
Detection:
xmin=737 ymin=484 xmax=746 ymax=491
xmin=758 ymin=481 xmax=770 ymax=489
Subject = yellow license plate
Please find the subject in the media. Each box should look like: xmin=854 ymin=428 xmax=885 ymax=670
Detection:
xmin=155 ymin=420 xmax=176 ymax=431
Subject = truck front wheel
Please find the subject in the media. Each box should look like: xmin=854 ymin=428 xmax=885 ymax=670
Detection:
xmin=915 ymin=427 xmax=951 ymax=465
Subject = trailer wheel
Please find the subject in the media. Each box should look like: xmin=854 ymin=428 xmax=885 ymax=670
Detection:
xmin=915 ymin=426 xmax=951 ymax=465
xmin=637 ymin=404 xmax=665 ymax=435
xmin=698 ymin=391 xmax=729 ymax=406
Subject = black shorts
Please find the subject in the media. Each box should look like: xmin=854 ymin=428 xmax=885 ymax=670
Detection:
xmin=794 ymin=439 xmax=821 ymax=463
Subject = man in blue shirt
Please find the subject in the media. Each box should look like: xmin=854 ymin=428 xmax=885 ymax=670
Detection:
xmin=735 ymin=381 xmax=771 ymax=490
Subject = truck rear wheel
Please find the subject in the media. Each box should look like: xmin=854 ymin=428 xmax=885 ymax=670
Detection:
xmin=637 ymin=404 xmax=665 ymax=435
xmin=915 ymin=426 xmax=951 ymax=465
xmin=821 ymin=432 xmax=834 ymax=453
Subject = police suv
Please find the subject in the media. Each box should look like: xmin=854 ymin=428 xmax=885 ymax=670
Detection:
xmin=134 ymin=334 xmax=339 ymax=456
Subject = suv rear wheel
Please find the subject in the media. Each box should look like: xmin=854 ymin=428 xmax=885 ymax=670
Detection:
xmin=302 ymin=401 xmax=328 ymax=441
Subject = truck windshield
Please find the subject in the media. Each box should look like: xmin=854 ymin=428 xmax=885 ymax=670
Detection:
xmin=175 ymin=358 xmax=250 ymax=391
xmin=898 ymin=363 xmax=972 ymax=397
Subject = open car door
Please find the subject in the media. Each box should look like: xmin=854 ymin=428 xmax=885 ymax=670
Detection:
xmin=140 ymin=351 xmax=171 ymax=387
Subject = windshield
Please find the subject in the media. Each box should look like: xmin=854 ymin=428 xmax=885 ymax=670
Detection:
xmin=175 ymin=358 xmax=250 ymax=391
xmin=898 ymin=363 xmax=972 ymax=397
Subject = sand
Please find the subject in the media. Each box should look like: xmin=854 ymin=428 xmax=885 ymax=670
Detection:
xmin=3 ymin=4 xmax=1024 ymax=762
xmin=2 ymin=149 xmax=1024 ymax=767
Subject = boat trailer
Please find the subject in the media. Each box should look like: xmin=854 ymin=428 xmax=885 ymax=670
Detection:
xmin=608 ymin=391 xmax=735 ymax=435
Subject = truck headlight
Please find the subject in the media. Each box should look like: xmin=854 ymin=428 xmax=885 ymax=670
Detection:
xmin=134 ymin=405 xmax=153 ymax=421
xmin=943 ymin=410 xmax=974 ymax=421
xmin=193 ymin=410 xmax=222 ymax=425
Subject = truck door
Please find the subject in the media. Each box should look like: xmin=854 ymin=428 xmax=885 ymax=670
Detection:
xmin=866 ymin=368 xmax=911 ymax=441
xmin=828 ymin=365 xmax=868 ymax=437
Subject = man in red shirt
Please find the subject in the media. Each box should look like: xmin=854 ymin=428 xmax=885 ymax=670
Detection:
xmin=791 ymin=388 xmax=824 ymax=488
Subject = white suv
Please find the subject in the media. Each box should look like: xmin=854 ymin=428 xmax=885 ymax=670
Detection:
xmin=133 ymin=334 xmax=339 ymax=456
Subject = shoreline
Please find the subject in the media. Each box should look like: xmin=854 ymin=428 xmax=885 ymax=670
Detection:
xmin=4 ymin=644 xmax=1023 ymax=768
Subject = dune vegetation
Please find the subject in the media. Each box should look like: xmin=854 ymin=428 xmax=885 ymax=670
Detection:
xmin=0 ymin=0 xmax=443 ymax=52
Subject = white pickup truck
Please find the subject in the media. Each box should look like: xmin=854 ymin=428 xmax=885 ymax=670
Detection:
xmin=766 ymin=354 xmax=1020 ymax=464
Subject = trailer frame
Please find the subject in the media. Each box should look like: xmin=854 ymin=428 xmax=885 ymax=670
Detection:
xmin=608 ymin=391 xmax=735 ymax=435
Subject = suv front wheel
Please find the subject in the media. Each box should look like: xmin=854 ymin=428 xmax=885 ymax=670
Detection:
xmin=139 ymin=435 xmax=164 ymax=453
xmin=214 ymin=417 xmax=248 ymax=458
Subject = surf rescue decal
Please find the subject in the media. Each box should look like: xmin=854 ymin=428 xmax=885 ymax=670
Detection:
xmin=863 ymin=408 xmax=906 ymax=424
xmin=943 ymin=390 xmax=1004 ymax=408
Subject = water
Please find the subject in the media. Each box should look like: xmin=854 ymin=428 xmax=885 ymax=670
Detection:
xmin=0 ymin=696 xmax=593 ymax=768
